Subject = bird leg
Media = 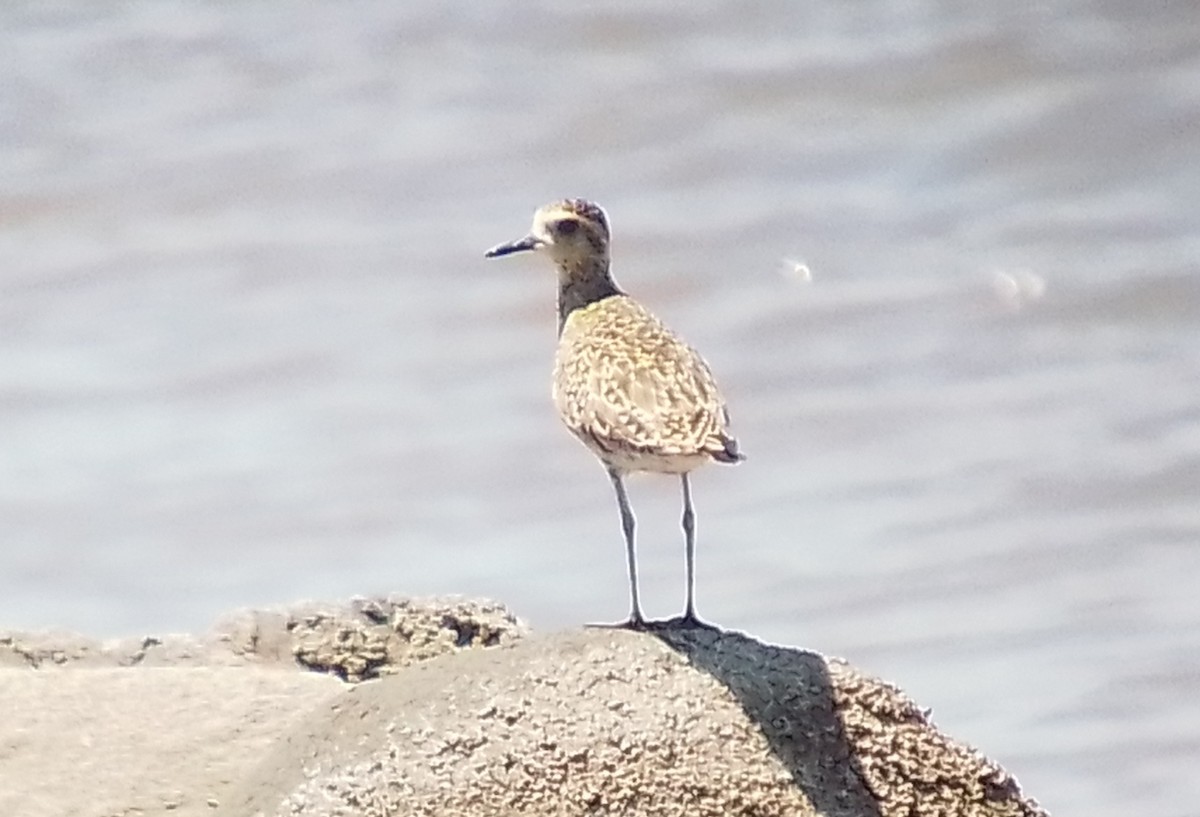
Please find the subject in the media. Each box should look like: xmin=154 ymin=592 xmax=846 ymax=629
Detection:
xmin=607 ymin=467 xmax=646 ymax=629
xmin=680 ymin=473 xmax=700 ymax=624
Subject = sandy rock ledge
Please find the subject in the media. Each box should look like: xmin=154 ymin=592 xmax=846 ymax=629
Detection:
xmin=0 ymin=596 xmax=526 ymax=817
xmin=0 ymin=595 xmax=526 ymax=676
xmin=0 ymin=599 xmax=1049 ymax=817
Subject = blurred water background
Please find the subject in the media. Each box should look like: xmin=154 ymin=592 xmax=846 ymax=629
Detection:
xmin=3 ymin=1 xmax=1199 ymax=814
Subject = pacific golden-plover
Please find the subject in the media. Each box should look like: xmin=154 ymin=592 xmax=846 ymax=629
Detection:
xmin=485 ymin=198 xmax=743 ymax=628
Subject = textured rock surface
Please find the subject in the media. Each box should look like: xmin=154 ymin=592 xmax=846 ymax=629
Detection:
xmin=289 ymin=596 xmax=525 ymax=681
xmin=0 ymin=600 xmax=1049 ymax=817
xmin=0 ymin=595 xmax=526 ymax=675
xmin=233 ymin=624 xmax=1048 ymax=817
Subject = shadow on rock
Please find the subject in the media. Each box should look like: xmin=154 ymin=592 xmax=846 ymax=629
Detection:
xmin=648 ymin=621 xmax=884 ymax=817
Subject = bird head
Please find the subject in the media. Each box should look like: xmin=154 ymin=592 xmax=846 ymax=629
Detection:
xmin=485 ymin=199 xmax=611 ymax=274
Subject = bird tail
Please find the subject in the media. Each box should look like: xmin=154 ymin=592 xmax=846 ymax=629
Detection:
xmin=709 ymin=434 xmax=745 ymax=464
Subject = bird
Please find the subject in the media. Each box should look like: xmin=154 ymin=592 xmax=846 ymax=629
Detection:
xmin=484 ymin=198 xmax=743 ymax=629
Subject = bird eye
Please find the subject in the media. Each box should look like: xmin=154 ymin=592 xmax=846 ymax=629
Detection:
xmin=555 ymin=219 xmax=579 ymax=235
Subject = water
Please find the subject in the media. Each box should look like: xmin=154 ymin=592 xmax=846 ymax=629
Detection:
xmin=3 ymin=1 xmax=1199 ymax=814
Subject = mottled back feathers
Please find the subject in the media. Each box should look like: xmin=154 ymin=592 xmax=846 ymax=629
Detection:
xmin=554 ymin=295 xmax=741 ymax=474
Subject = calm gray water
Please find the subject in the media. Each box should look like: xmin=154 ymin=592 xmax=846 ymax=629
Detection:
xmin=3 ymin=1 xmax=1199 ymax=813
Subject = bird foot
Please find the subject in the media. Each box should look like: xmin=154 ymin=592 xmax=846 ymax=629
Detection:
xmin=659 ymin=612 xmax=719 ymax=630
xmin=585 ymin=613 xmax=717 ymax=632
xmin=584 ymin=615 xmax=652 ymax=632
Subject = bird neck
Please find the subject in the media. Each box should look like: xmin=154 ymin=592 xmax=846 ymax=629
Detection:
xmin=556 ymin=258 xmax=622 ymax=334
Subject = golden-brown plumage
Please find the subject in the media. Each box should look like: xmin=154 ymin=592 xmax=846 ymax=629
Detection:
xmin=555 ymin=295 xmax=737 ymax=474
xmin=485 ymin=198 xmax=743 ymax=627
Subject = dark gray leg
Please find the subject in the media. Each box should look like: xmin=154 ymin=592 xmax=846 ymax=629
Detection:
xmin=607 ymin=467 xmax=646 ymax=627
xmin=681 ymin=473 xmax=698 ymax=622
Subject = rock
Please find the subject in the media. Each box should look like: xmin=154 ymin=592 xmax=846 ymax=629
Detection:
xmin=0 ymin=596 xmax=526 ymax=817
xmin=231 ymin=622 xmax=1049 ymax=817
xmin=0 ymin=601 xmax=1047 ymax=816
xmin=288 ymin=595 xmax=527 ymax=682
xmin=0 ymin=595 xmax=527 ymax=674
